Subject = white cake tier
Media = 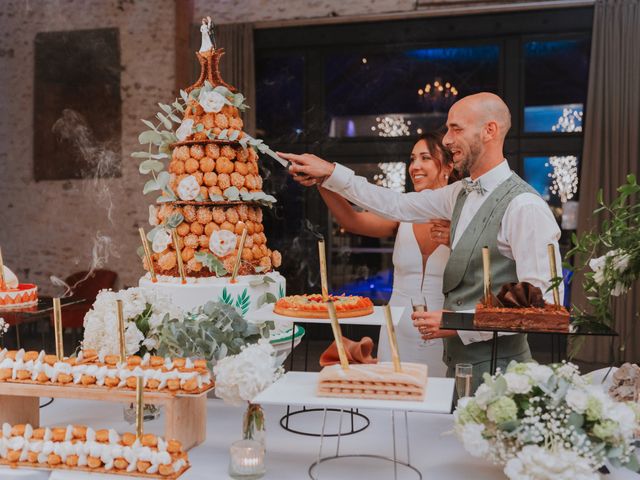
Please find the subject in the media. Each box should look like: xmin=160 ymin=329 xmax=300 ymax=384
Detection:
xmin=139 ymin=272 xmax=286 ymax=315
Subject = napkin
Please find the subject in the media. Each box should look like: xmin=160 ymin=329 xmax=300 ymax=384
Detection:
xmin=319 ymin=336 xmax=378 ymax=367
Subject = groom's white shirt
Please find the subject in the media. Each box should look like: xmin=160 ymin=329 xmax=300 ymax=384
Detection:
xmin=323 ymin=160 xmax=563 ymax=345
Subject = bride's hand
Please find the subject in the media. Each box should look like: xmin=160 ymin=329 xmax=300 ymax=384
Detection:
xmin=279 ymin=152 xmax=335 ymax=186
xmin=411 ymin=310 xmax=456 ymax=339
xmin=429 ymin=219 xmax=451 ymax=246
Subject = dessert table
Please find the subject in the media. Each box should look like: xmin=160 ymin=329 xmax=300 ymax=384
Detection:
xmin=0 ymin=395 xmax=504 ymax=480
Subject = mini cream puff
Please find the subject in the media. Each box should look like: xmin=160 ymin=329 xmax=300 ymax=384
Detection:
xmin=58 ymin=373 xmax=73 ymax=384
xmin=167 ymin=379 xmax=180 ymax=391
xmin=16 ymin=369 xmax=31 ymax=380
xmin=141 ymin=433 xmax=158 ymax=448
xmin=10 ymin=424 xmax=25 ymax=436
xmin=125 ymin=376 xmax=138 ymax=389
xmin=43 ymin=354 xmax=58 ymax=366
xmin=72 ymin=425 xmax=87 ymax=440
xmin=6 ymin=449 xmax=21 ymax=462
xmin=172 ymin=358 xmax=186 ymax=368
xmin=51 ymin=427 xmax=66 ymax=442
xmin=36 ymin=371 xmax=49 ymax=383
xmin=27 ymin=451 xmax=39 ymax=463
xmin=121 ymin=432 xmax=136 ymax=446
xmin=32 ymin=428 xmax=45 ymax=440
xmin=104 ymin=376 xmax=120 ymax=387
xmin=127 ymin=356 xmax=142 ymax=367
xmin=0 ymin=368 xmax=12 ymax=380
xmin=150 ymin=356 xmax=165 ymax=367
xmin=95 ymin=429 xmax=110 ymax=443
xmin=81 ymin=349 xmax=98 ymax=362
xmin=182 ymin=378 xmax=198 ymax=392
xmin=159 ymin=464 xmax=175 ymax=476
xmin=47 ymin=453 xmax=62 ymax=466
xmin=167 ymin=440 xmax=182 ymax=454
xmin=105 ymin=355 xmax=120 ymax=366
xmin=80 ymin=375 xmax=97 ymax=386
xmin=6 ymin=351 xmax=18 ymax=360
xmin=114 ymin=457 xmax=129 ymax=470
xmin=136 ymin=460 xmax=151 ymax=473
xmin=87 ymin=456 xmax=102 ymax=468
xmin=24 ymin=351 xmax=39 ymax=362
xmin=66 ymin=454 xmax=79 ymax=467
xmin=193 ymin=359 xmax=208 ymax=371
xmin=147 ymin=378 xmax=160 ymax=389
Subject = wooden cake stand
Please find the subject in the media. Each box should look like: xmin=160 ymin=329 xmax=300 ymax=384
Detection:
xmin=0 ymin=382 xmax=210 ymax=450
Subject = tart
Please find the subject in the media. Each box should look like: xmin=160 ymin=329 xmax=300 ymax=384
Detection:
xmin=273 ymin=294 xmax=374 ymax=319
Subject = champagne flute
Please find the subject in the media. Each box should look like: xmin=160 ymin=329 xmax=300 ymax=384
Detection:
xmin=411 ymin=297 xmax=434 ymax=346
xmin=455 ymin=363 xmax=473 ymax=399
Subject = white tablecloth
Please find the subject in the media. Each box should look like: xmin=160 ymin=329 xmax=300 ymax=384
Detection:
xmin=1 ymin=396 xmax=504 ymax=480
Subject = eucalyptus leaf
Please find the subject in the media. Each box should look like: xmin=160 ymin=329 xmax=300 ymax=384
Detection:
xmin=172 ymin=101 xmax=185 ymax=113
xmin=180 ymin=89 xmax=189 ymax=103
xmin=194 ymin=252 xmax=228 ymax=277
xmin=169 ymin=113 xmax=182 ymax=123
xmin=218 ymin=129 xmax=229 ymax=140
xmin=141 ymin=119 xmax=157 ymax=131
xmin=224 ymin=186 xmax=240 ymax=201
xmin=158 ymin=103 xmax=172 ymax=114
xmin=139 ymin=159 xmax=165 ymax=174
xmin=165 ymin=212 xmax=185 ymax=229
xmin=229 ymin=130 xmax=240 ymax=141
xmin=257 ymin=292 xmax=278 ymax=308
xmin=156 ymin=112 xmax=172 ymax=130
xmin=156 ymin=171 xmax=171 ymax=187
xmin=143 ymin=179 xmax=159 ymax=194
xmin=209 ymin=193 xmax=224 ymax=202
xmin=138 ymin=130 xmax=163 ymax=145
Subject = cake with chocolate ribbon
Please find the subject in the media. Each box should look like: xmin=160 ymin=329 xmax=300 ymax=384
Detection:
xmin=474 ymin=282 xmax=570 ymax=332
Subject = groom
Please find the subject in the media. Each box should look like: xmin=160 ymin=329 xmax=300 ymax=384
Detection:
xmin=280 ymin=92 xmax=563 ymax=388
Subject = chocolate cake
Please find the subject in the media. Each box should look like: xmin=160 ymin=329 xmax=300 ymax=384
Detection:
xmin=474 ymin=282 xmax=570 ymax=333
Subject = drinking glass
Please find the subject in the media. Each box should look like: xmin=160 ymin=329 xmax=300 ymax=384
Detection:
xmin=455 ymin=363 xmax=473 ymax=398
xmin=411 ymin=297 xmax=434 ymax=346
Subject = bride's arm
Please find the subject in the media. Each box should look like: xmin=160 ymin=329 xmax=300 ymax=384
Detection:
xmin=318 ymin=186 xmax=398 ymax=238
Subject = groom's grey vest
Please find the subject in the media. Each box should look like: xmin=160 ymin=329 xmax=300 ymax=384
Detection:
xmin=442 ymin=173 xmax=537 ymax=376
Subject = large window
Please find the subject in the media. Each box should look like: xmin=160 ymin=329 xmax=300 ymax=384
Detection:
xmin=255 ymin=7 xmax=593 ymax=297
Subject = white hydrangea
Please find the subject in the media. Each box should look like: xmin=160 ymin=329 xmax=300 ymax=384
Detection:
xmin=457 ymin=423 xmax=491 ymax=458
xmin=474 ymin=383 xmax=494 ymax=409
xmin=604 ymin=403 xmax=636 ymax=437
xmin=213 ymin=339 xmax=283 ymax=406
xmin=525 ymin=364 xmax=554 ymax=385
xmin=503 ymin=373 xmax=532 ymax=395
xmin=565 ymin=387 xmax=589 ymax=414
xmin=504 ymin=446 xmax=598 ymax=480
xmin=82 ymin=287 xmax=181 ymax=357
xmin=175 ymin=119 xmax=194 ymax=142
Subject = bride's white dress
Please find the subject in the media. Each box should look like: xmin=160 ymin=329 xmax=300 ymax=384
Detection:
xmin=377 ymin=222 xmax=448 ymax=376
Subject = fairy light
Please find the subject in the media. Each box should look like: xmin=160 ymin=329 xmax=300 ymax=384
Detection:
xmin=551 ymin=107 xmax=583 ymax=133
xmin=374 ymin=162 xmax=406 ymax=193
xmin=418 ymin=78 xmax=458 ymax=110
xmin=370 ymin=116 xmax=411 ymax=137
xmin=546 ymin=155 xmax=579 ymax=203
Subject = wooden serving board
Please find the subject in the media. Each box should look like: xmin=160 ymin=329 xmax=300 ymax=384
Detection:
xmin=0 ymin=383 xmax=209 ymax=451
xmin=0 ymin=459 xmax=190 ymax=479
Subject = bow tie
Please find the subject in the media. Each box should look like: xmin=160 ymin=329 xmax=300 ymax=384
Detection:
xmin=461 ymin=178 xmax=487 ymax=195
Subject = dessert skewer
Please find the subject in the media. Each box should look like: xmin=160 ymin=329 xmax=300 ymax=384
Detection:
xmin=0 ymin=246 xmax=6 ymax=290
xmin=317 ymin=238 xmax=329 ymax=301
xmin=52 ymin=298 xmax=64 ymax=361
xmin=482 ymin=246 xmax=492 ymax=307
xmin=384 ymin=304 xmax=402 ymax=373
xmin=326 ymin=300 xmax=349 ymax=370
xmin=139 ymin=228 xmax=157 ymax=283
xmin=230 ymin=227 xmax=248 ymax=284
xmin=547 ymin=243 xmax=561 ymax=307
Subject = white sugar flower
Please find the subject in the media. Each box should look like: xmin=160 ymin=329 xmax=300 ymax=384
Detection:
xmin=177 ymin=175 xmax=200 ymax=201
xmin=503 ymin=373 xmax=531 ymax=394
xmin=152 ymin=228 xmax=172 ymax=254
xmin=457 ymin=423 xmax=491 ymax=458
xmin=611 ymin=281 xmax=628 ymax=297
xmin=213 ymin=340 xmax=283 ymax=406
xmin=612 ymin=251 xmax=631 ymax=273
xmin=175 ymin=118 xmax=194 ymax=142
xmin=0 ymin=317 xmax=8 ymax=336
xmin=124 ymin=323 xmax=145 ymax=356
xmin=504 ymin=446 xmax=598 ymax=480
xmin=198 ymin=89 xmax=226 ymax=113
xmin=209 ymin=230 xmax=237 ymax=258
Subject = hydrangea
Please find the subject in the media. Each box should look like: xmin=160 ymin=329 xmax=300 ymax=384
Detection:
xmin=565 ymin=387 xmax=589 ymax=413
xmin=486 ymin=397 xmax=518 ymax=424
xmin=455 ymin=398 xmax=487 ymax=426
xmin=503 ymin=372 xmax=532 ymax=395
xmin=457 ymin=423 xmax=491 ymax=458
xmin=474 ymin=383 xmax=494 ymax=409
xmin=504 ymin=446 xmax=599 ymax=480
xmin=213 ymin=339 xmax=283 ymax=406
xmin=82 ymin=287 xmax=181 ymax=357
xmin=593 ymin=419 xmax=619 ymax=440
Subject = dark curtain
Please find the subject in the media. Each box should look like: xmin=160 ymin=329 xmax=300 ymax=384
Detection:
xmin=573 ymin=0 xmax=640 ymax=365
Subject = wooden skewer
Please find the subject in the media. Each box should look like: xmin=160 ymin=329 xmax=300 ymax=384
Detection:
xmin=230 ymin=228 xmax=248 ymax=284
xmin=384 ymin=304 xmax=402 ymax=372
xmin=135 ymin=376 xmax=144 ymax=439
xmin=138 ymin=228 xmax=157 ymax=283
xmin=0 ymin=246 xmax=6 ymax=290
xmin=171 ymin=229 xmax=187 ymax=284
xmin=482 ymin=246 xmax=492 ymax=307
xmin=116 ymin=299 xmax=126 ymax=364
xmin=547 ymin=244 xmax=561 ymax=306
xmin=53 ymin=297 xmax=64 ymax=360
xmin=318 ymin=239 xmax=329 ymax=301
xmin=327 ymin=300 xmax=349 ymax=370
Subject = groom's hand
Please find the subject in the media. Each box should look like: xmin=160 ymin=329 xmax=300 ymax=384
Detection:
xmin=411 ymin=310 xmax=457 ymax=339
xmin=278 ymin=152 xmax=336 ymax=187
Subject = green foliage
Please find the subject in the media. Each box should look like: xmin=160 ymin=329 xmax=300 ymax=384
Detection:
xmin=219 ymin=287 xmax=233 ymax=306
xmin=194 ymin=252 xmax=228 ymax=277
xmin=235 ymin=289 xmax=251 ymax=316
xmin=566 ymin=174 xmax=640 ymax=327
xmin=156 ymin=301 xmax=271 ymax=370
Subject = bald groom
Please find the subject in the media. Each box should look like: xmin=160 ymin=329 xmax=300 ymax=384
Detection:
xmin=280 ymin=93 xmax=563 ymax=389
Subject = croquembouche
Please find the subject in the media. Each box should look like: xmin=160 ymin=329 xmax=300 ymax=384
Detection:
xmin=137 ymin=21 xmax=285 ymax=312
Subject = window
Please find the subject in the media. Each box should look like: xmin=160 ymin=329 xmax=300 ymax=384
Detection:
xmin=255 ymin=7 xmax=593 ymax=294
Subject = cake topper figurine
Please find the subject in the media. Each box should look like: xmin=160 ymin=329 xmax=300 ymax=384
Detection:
xmin=199 ymin=16 xmax=216 ymax=52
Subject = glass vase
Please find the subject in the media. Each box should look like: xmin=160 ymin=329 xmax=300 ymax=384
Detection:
xmin=123 ymin=403 xmax=162 ymax=424
xmin=242 ymin=403 xmax=266 ymax=447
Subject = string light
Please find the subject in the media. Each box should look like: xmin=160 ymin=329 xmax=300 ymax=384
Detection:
xmin=418 ymin=78 xmax=458 ymax=111
xmin=551 ymin=107 xmax=583 ymax=132
xmin=546 ymin=155 xmax=579 ymax=203
xmin=374 ymin=162 xmax=406 ymax=193
xmin=370 ymin=116 xmax=411 ymax=137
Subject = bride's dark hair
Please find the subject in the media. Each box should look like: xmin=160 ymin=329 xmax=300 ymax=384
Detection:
xmin=415 ymin=131 xmax=461 ymax=185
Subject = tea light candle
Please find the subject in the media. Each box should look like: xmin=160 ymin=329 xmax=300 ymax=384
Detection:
xmin=229 ymin=439 xmax=265 ymax=479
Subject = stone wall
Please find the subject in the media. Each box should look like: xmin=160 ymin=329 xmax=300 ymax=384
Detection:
xmin=0 ymin=0 xmax=175 ymax=294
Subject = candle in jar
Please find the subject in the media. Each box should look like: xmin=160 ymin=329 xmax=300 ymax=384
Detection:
xmin=229 ymin=439 xmax=265 ymax=478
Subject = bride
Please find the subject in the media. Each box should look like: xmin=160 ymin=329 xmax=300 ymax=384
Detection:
xmin=318 ymin=132 xmax=457 ymax=376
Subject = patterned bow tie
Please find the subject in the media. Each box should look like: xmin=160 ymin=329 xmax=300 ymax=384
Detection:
xmin=461 ymin=178 xmax=487 ymax=195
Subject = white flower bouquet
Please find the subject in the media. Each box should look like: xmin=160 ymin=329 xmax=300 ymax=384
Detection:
xmin=82 ymin=287 xmax=182 ymax=357
xmin=0 ymin=317 xmax=8 ymax=338
xmin=454 ymin=361 xmax=639 ymax=480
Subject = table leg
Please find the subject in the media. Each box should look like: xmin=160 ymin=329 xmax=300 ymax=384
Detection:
xmin=315 ymin=408 xmax=328 ymax=480
xmin=404 ymin=411 xmax=411 ymax=465
xmin=335 ymin=409 xmax=344 ymax=456
xmin=163 ymin=394 xmax=207 ymax=451
xmin=289 ymin=321 xmax=297 ymax=371
xmin=392 ymin=410 xmax=398 ymax=480
xmin=490 ymin=331 xmax=498 ymax=374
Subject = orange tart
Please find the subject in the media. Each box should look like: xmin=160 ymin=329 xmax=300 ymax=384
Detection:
xmin=274 ymin=294 xmax=374 ymax=319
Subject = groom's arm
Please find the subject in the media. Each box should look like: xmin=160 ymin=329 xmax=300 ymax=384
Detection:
xmin=321 ymin=163 xmax=459 ymax=223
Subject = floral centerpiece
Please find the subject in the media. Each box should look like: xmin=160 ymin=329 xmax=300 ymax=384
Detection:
xmin=82 ymin=287 xmax=182 ymax=357
xmin=568 ymin=174 xmax=639 ymax=325
xmin=454 ymin=361 xmax=639 ymax=480
xmin=213 ymin=339 xmax=283 ymax=444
